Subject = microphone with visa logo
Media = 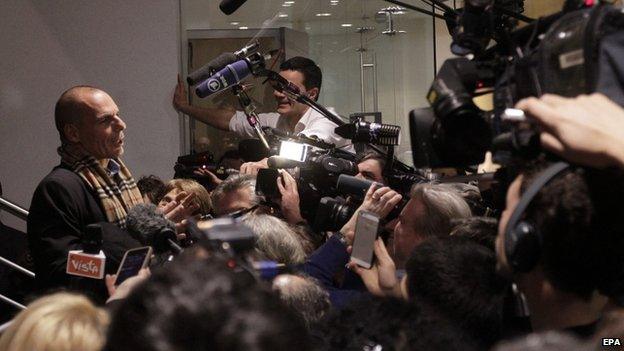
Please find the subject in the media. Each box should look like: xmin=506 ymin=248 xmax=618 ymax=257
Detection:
xmin=66 ymin=224 xmax=106 ymax=279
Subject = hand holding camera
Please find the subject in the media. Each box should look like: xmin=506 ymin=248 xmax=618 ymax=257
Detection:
xmin=340 ymin=184 xmax=402 ymax=246
xmin=276 ymin=170 xmax=305 ymax=225
xmin=517 ymin=93 xmax=624 ymax=169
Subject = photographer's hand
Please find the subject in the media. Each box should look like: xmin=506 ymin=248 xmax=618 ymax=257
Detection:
xmin=517 ymin=93 xmax=624 ymax=168
xmin=194 ymin=168 xmax=223 ymax=187
xmin=240 ymin=157 xmax=269 ymax=176
xmin=276 ymin=170 xmax=305 ymax=225
xmin=340 ymin=184 xmax=402 ymax=245
xmin=106 ymin=268 xmax=151 ymax=303
xmin=348 ymin=239 xmax=402 ymax=298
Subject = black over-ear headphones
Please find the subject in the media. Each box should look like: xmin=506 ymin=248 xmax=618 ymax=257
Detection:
xmin=504 ymin=162 xmax=570 ymax=273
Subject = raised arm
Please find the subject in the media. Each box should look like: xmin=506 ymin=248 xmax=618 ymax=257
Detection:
xmin=173 ymin=75 xmax=236 ymax=131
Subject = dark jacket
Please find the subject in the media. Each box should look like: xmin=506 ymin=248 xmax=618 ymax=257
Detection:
xmin=27 ymin=164 xmax=141 ymax=303
xmin=303 ymin=234 xmax=366 ymax=308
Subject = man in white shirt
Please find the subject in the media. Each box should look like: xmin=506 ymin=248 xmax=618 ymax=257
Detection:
xmin=173 ymin=57 xmax=351 ymax=167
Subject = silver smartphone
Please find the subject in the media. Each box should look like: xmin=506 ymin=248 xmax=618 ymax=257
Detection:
xmin=350 ymin=210 xmax=380 ymax=269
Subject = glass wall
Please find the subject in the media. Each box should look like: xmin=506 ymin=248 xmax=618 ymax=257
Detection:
xmin=181 ymin=0 xmax=445 ymax=165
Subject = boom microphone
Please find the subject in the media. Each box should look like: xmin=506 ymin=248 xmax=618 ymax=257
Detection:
xmin=126 ymin=204 xmax=181 ymax=254
xmin=187 ymin=52 xmax=238 ymax=86
xmin=195 ymin=59 xmax=251 ymax=98
xmin=219 ymin=0 xmax=248 ymax=15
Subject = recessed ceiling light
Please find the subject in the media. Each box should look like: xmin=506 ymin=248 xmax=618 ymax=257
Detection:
xmin=230 ymin=22 xmax=240 ymax=25
xmin=341 ymin=23 xmax=352 ymax=27
xmin=316 ymin=13 xmax=332 ymax=17
xmin=282 ymin=4 xmax=291 ymax=7
xmin=284 ymin=1 xmax=295 ymax=4
xmin=239 ymin=26 xmax=249 ymax=30
xmin=278 ymin=13 xmax=288 ymax=18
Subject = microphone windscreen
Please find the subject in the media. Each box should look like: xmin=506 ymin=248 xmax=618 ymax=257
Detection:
xmin=126 ymin=204 xmax=176 ymax=252
xmin=195 ymin=60 xmax=251 ymax=98
xmin=219 ymin=0 xmax=248 ymax=15
xmin=337 ymin=175 xmax=375 ymax=199
xmin=187 ymin=52 xmax=238 ymax=85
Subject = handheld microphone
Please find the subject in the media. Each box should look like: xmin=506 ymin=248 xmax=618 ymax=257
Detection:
xmin=66 ymin=224 xmax=106 ymax=279
xmin=195 ymin=60 xmax=251 ymax=98
xmin=267 ymin=156 xmax=305 ymax=169
xmin=219 ymin=0 xmax=248 ymax=15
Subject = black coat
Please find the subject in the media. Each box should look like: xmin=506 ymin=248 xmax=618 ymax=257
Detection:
xmin=27 ymin=164 xmax=142 ymax=303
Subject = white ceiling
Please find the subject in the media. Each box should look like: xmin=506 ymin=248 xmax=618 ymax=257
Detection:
xmin=195 ymin=0 xmax=446 ymax=33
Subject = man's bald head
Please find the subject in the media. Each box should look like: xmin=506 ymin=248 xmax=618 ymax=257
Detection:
xmin=54 ymin=85 xmax=102 ymax=142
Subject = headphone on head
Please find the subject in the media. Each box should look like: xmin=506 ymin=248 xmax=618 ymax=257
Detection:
xmin=504 ymin=162 xmax=570 ymax=273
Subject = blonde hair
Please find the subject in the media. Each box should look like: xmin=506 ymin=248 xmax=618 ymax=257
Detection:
xmin=163 ymin=178 xmax=212 ymax=215
xmin=0 ymin=292 xmax=109 ymax=351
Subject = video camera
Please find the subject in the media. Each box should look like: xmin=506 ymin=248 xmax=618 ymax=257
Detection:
xmin=410 ymin=0 xmax=624 ymax=168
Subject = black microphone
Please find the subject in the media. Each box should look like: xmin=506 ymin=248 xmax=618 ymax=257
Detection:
xmin=187 ymin=41 xmax=259 ymax=86
xmin=187 ymin=52 xmax=238 ymax=86
xmin=334 ymin=121 xmax=401 ymax=146
xmin=83 ymin=224 xmax=104 ymax=254
xmin=219 ymin=0 xmax=248 ymax=15
xmin=267 ymin=156 xmax=305 ymax=169
xmin=314 ymin=155 xmax=358 ymax=175
xmin=126 ymin=204 xmax=181 ymax=254
xmin=195 ymin=59 xmax=252 ymax=98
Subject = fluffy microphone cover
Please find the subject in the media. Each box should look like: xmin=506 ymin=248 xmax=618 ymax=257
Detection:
xmin=126 ymin=203 xmax=176 ymax=246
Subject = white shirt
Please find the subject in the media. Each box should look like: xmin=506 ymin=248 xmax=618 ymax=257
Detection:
xmin=229 ymin=107 xmax=353 ymax=151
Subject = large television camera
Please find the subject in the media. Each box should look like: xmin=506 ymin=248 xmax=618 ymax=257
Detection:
xmin=410 ymin=0 xmax=624 ymax=168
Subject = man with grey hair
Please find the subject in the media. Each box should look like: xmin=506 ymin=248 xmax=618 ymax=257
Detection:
xmin=210 ymin=174 xmax=261 ymax=216
xmin=243 ymin=214 xmax=307 ymax=265
xmin=392 ymin=183 xmax=472 ymax=267
xmin=272 ymin=274 xmax=331 ymax=330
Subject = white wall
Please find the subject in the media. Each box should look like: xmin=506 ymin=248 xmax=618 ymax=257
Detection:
xmin=0 ymin=0 xmax=181 ymax=230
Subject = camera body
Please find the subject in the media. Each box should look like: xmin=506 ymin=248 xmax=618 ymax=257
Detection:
xmin=411 ymin=3 xmax=624 ymax=169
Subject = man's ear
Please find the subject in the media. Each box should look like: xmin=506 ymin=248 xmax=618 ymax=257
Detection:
xmin=307 ymin=87 xmax=319 ymax=101
xmin=63 ymin=124 xmax=81 ymax=143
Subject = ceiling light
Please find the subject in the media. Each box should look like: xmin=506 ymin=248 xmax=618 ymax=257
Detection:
xmin=239 ymin=26 xmax=249 ymax=30
xmin=278 ymin=13 xmax=288 ymax=18
xmin=316 ymin=13 xmax=332 ymax=17
xmin=341 ymin=23 xmax=352 ymax=27
xmin=282 ymin=3 xmax=292 ymax=7
xmin=284 ymin=1 xmax=295 ymax=3
xmin=230 ymin=22 xmax=240 ymax=25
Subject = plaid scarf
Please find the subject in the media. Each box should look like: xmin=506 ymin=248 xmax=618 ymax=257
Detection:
xmin=58 ymin=144 xmax=143 ymax=228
